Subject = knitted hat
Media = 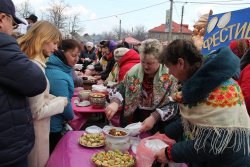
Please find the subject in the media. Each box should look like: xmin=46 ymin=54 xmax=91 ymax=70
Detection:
xmin=86 ymin=42 xmax=94 ymax=48
xmin=114 ymin=47 xmax=129 ymax=61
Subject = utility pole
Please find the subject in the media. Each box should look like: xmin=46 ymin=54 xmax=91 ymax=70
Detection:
xmin=116 ymin=16 xmax=122 ymax=40
xmin=180 ymin=5 xmax=184 ymax=38
xmin=169 ymin=0 xmax=173 ymax=42
xmin=119 ymin=19 xmax=122 ymax=40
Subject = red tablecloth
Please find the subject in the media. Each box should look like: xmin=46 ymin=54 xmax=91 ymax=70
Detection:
xmin=47 ymin=131 xmax=102 ymax=167
xmin=73 ymin=87 xmax=84 ymax=97
xmin=71 ymin=97 xmax=105 ymax=113
xmin=46 ymin=131 xmax=187 ymax=167
xmin=69 ymin=97 xmax=105 ymax=130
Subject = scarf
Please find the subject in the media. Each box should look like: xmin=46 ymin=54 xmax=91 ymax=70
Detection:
xmin=121 ymin=64 xmax=177 ymax=117
xmin=180 ymin=47 xmax=250 ymax=154
xmin=54 ymin=50 xmax=69 ymax=66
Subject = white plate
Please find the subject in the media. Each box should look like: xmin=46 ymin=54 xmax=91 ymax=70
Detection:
xmin=85 ymin=125 xmax=103 ymax=134
xmin=78 ymin=133 xmax=105 ymax=148
xmin=76 ymin=100 xmax=90 ymax=107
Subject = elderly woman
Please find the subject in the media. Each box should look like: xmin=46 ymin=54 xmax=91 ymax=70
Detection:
xmin=155 ymin=39 xmax=250 ymax=166
xmin=106 ymin=47 xmax=140 ymax=83
xmin=45 ymin=39 xmax=81 ymax=153
xmin=105 ymin=39 xmax=178 ymax=133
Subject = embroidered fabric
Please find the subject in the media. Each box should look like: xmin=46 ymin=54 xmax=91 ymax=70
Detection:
xmin=109 ymin=87 xmax=124 ymax=103
xmin=180 ymin=80 xmax=250 ymax=154
xmin=156 ymin=101 xmax=179 ymax=121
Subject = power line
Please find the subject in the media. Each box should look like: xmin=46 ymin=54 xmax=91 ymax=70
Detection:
xmin=175 ymin=1 xmax=250 ymax=5
xmin=80 ymin=1 xmax=169 ymax=22
xmin=80 ymin=0 xmax=249 ymax=23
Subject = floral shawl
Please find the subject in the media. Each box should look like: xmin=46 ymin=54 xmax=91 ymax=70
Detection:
xmin=106 ymin=62 xmax=119 ymax=82
xmin=179 ymin=47 xmax=250 ymax=154
xmin=119 ymin=64 xmax=177 ymax=118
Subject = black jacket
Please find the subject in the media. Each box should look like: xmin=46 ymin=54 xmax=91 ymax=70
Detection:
xmin=0 ymin=32 xmax=47 ymax=166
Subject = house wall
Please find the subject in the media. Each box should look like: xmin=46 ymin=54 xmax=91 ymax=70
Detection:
xmin=148 ymin=32 xmax=192 ymax=42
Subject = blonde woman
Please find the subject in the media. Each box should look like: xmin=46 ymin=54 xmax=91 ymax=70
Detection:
xmin=18 ymin=21 xmax=68 ymax=167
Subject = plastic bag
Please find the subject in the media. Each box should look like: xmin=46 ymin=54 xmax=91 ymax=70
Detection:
xmin=136 ymin=133 xmax=186 ymax=167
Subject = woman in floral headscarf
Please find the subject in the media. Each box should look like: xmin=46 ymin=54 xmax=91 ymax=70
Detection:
xmin=155 ymin=39 xmax=250 ymax=167
xmin=105 ymin=39 xmax=179 ymax=133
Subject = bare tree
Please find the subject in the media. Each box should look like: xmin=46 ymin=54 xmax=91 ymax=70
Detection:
xmin=101 ymin=31 xmax=116 ymax=40
xmin=67 ymin=14 xmax=84 ymax=35
xmin=112 ymin=27 xmax=130 ymax=40
xmin=16 ymin=0 xmax=34 ymax=18
xmin=132 ymin=25 xmax=148 ymax=41
xmin=46 ymin=0 xmax=69 ymax=31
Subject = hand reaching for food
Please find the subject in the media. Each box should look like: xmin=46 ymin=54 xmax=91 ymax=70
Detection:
xmin=140 ymin=115 xmax=157 ymax=132
xmin=105 ymin=102 xmax=119 ymax=120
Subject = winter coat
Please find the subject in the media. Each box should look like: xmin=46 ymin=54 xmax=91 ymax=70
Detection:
xmin=167 ymin=47 xmax=250 ymax=167
xmin=82 ymin=47 xmax=96 ymax=60
xmin=28 ymin=58 xmax=65 ymax=167
xmin=99 ymin=53 xmax=115 ymax=80
xmin=118 ymin=49 xmax=140 ymax=82
xmin=0 ymin=32 xmax=47 ymax=166
xmin=45 ymin=54 xmax=74 ymax=133
xmin=106 ymin=49 xmax=140 ymax=83
xmin=238 ymin=64 xmax=250 ymax=115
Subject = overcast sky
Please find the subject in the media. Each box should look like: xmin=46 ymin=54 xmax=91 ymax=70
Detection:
xmin=13 ymin=0 xmax=250 ymax=35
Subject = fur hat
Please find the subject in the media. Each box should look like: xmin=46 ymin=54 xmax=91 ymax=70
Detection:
xmin=86 ymin=42 xmax=94 ymax=48
xmin=114 ymin=47 xmax=129 ymax=61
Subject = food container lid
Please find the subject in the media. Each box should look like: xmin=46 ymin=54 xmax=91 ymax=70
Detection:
xmin=92 ymin=85 xmax=107 ymax=92
xmin=85 ymin=125 xmax=102 ymax=134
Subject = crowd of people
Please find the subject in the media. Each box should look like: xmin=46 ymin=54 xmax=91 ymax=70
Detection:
xmin=0 ymin=0 xmax=250 ymax=167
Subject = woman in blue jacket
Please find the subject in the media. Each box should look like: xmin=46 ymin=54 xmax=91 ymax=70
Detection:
xmin=46 ymin=39 xmax=81 ymax=153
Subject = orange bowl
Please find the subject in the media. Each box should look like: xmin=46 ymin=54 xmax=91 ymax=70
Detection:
xmin=89 ymin=93 xmax=106 ymax=108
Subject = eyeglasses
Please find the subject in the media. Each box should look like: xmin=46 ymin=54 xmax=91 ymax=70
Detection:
xmin=6 ymin=14 xmax=19 ymax=29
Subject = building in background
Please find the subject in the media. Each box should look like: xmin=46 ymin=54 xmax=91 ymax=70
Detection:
xmin=148 ymin=21 xmax=192 ymax=44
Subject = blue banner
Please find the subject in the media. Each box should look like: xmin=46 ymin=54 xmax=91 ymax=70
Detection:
xmin=202 ymin=7 xmax=250 ymax=55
